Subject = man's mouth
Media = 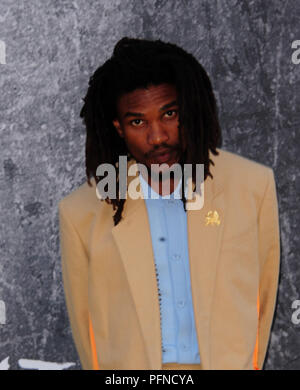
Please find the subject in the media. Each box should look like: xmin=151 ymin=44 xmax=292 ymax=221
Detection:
xmin=150 ymin=149 xmax=173 ymax=163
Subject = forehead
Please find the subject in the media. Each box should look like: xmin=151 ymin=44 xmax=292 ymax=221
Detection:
xmin=116 ymin=83 xmax=177 ymax=112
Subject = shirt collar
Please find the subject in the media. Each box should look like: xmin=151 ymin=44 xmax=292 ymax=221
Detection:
xmin=139 ymin=172 xmax=183 ymax=200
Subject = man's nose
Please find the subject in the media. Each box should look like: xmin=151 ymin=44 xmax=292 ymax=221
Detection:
xmin=147 ymin=121 xmax=169 ymax=145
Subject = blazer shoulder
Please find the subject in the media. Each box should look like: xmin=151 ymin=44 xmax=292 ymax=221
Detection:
xmin=58 ymin=177 xmax=115 ymax=251
xmin=58 ymin=177 xmax=109 ymax=233
xmin=215 ymin=148 xmax=273 ymax=173
xmin=58 ymin=177 xmax=99 ymax=213
xmin=211 ymin=148 xmax=275 ymax=194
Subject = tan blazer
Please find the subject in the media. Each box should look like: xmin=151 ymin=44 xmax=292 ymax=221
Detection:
xmin=58 ymin=148 xmax=280 ymax=370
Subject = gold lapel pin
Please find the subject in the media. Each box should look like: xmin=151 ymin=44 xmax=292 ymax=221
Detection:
xmin=205 ymin=210 xmax=221 ymax=226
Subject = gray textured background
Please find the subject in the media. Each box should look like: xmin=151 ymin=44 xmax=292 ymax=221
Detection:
xmin=0 ymin=0 xmax=299 ymax=370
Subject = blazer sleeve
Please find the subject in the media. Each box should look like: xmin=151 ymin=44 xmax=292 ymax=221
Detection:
xmin=58 ymin=200 xmax=92 ymax=370
xmin=256 ymin=168 xmax=281 ymax=369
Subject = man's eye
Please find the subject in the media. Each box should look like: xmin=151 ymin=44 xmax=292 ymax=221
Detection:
xmin=130 ymin=119 xmax=143 ymax=126
xmin=164 ymin=110 xmax=177 ymax=118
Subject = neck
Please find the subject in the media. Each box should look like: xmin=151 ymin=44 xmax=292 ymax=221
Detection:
xmin=140 ymin=170 xmax=181 ymax=197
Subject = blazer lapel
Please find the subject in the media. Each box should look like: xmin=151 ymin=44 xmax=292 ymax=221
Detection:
xmin=187 ymin=160 xmax=225 ymax=369
xmin=111 ymin=160 xmax=162 ymax=369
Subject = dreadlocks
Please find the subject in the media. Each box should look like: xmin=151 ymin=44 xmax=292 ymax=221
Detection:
xmin=80 ymin=37 xmax=222 ymax=226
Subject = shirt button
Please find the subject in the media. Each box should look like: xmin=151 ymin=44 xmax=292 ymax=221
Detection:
xmin=177 ymin=300 xmax=185 ymax=308
xmin=182 ymin=345 xmax=190 ymax=351
xmin=172 ymin=254 xmax=181 ymax=261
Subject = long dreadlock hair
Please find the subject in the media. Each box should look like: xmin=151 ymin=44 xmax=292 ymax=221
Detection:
xmin=80 ymin=37 xmax=222 ymax=226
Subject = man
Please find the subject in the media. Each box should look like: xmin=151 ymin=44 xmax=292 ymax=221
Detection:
xmin=58 ymin=37 xmax=280 ymax=370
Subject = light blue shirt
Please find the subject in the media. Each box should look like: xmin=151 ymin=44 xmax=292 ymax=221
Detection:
xmin=139 ymin=173 xmax=201 ymax=364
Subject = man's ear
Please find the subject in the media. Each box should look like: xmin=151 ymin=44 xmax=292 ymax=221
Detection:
xmin=112 ymin=119 xmax=124 ymax=138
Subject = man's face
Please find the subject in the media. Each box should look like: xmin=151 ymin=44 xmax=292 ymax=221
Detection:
xmin=112 ymin=83 xmax=186 ymax=176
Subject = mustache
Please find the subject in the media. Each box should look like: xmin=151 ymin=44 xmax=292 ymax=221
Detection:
xmin=146 ymin=144 xmax=181 ymax=158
